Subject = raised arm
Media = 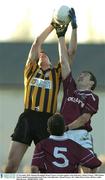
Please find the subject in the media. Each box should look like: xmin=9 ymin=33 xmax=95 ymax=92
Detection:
xmin=68 ymin=28 xmax=77 ymax=64
xmin=51 ymin=20 xmax=70 ymax=79
xmin=26 ymin=24 xmax=54 ymax=65
xmin=52 ymin=8 xmax=78 ymax=80
xmin=58 ymin=36 xmax=71 ymax=80
xmin=68 ymin=8 xmax=77 ymax=64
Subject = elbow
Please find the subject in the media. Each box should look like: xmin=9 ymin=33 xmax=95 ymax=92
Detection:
xmin=33 ymin=37 xmax=41 ymax=47
xmin=60 ymin=54 xmax=69 ymax=65
xmin=81 ymin=113 xmax=91 ymax=124
xmin=59 ymin=55 xmax=65 ymax=65
xmin=68 ymin=48 xmax=76 ymax=57
xmin=60 ymin=58 xmax=65 ymax=66
xmin=81 ymin=117 xmax=88 ymax=125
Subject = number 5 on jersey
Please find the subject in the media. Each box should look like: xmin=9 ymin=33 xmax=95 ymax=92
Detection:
xmin=52 ymin=147 xmax=69 ymax=168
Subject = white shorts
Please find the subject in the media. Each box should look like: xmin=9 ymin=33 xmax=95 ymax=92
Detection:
xmin=64 ymin=129 xmax=94 ymax=152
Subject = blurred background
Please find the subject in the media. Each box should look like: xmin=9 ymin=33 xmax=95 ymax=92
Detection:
xmin=0 ymin=0 xmax=105 ymax=172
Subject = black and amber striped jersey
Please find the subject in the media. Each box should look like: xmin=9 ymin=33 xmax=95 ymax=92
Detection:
xmin=24 ymin=60 xmax=62 ymax=114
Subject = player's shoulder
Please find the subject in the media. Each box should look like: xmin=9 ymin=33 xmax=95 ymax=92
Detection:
xmin=87 ymin=91 xmax=99 ymax=102
xmin=92 ymin=91 xmax=99 ymax=99
xmin=53 ymin=62 xmax=61 ymax=70
xmin=78 ymin=90 xmax=99 ymax=102
xmin=40 ymin=138 xmax=51 ymax=146
xmin=67 ymin=138 xmax=84 ymax=149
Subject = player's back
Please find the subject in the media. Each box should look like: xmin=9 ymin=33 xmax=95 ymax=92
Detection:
xmin=42 ymin=136 xmax=79 ymax=173
xmin=32 ymin=135 xmax=101 ymax=173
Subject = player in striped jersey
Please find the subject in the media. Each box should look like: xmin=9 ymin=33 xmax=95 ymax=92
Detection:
xmin=54 ymin=8 xmax=100 ymax=173
xmin=31 ymin=113 xmax=101 ymax=173
xmin=4 ymin=12 xmax=77 ymax=172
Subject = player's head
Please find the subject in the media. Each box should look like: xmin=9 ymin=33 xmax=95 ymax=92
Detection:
xmin=47 ymin=113 xmax=65 ymax=136
xmin=38 ymin=49 xmax=52 ymax=69
xmin=77 ymin=71 xmax=97 ymax=90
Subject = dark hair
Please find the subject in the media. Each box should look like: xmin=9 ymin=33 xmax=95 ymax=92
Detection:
xmin=40 ymin=48 xmax=45 ymax=53
xmin=82 ymin=71 xmax=97 ymax=90
xmin=47 ymin=113 xmax=65 ymax=136
xmin=40 ymin=48 xmax=48 ymax=55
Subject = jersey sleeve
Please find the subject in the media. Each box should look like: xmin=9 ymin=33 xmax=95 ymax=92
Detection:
xmin=53 ymin=62 xmax=62 ymax=87
xmin=24 ymin=59 xmax=38 ymax=79
xmin=31 ymin=142 xmax=45 ymax=169
xmin=72 ymin=141 xmax=102 ymax=169
xmin=54 ymin=62 xmax=62 ymax=77
xmin=54 ymin=62 xmax=61 ymax=70
xmin=63 ymin=73 xmax=76 ymax=96
xmin=83 ymin=94 xmax=99 ymax=115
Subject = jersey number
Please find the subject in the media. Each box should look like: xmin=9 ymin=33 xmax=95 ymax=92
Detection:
xmin=52 ymin=147 xmax=69 ymax=168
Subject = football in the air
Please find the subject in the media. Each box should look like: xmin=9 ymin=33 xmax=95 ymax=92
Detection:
xmin=53 ymin=5 xmax=71 ymax=25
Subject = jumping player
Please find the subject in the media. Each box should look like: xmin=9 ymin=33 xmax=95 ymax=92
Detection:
xmin=4 ymin=9 xmax=77 ymax=173
xmin=54 ymin=8 xmax=100 ymax=173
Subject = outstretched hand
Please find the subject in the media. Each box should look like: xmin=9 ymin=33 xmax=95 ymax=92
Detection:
xmin=69 ymin=8 xmax=77 ymax=29
xmin=51 ymin=19 xmax=69 ymax=38
xmin=51 ymin=18 xmax=60 ymax=29
xmin=55 ymin=24 xmax=69 ymax=38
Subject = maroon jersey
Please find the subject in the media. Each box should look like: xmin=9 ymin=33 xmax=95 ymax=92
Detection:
xmin=31 ymin=135 xmax=101 ymax=173
xmin=60 ymin=73 xmax=99 ymax=131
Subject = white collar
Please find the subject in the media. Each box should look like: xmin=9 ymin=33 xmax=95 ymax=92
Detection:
xmin=77 ymin=89 xmax=92 ymax=92
xmin=49 ymin=134 xmax=68 ymax=141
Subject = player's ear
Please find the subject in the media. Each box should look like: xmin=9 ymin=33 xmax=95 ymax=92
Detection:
xmin=90 ymin=80 xmax=94 ymax=89
xmin=47 ymin=127 xmax=50 ymax=133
